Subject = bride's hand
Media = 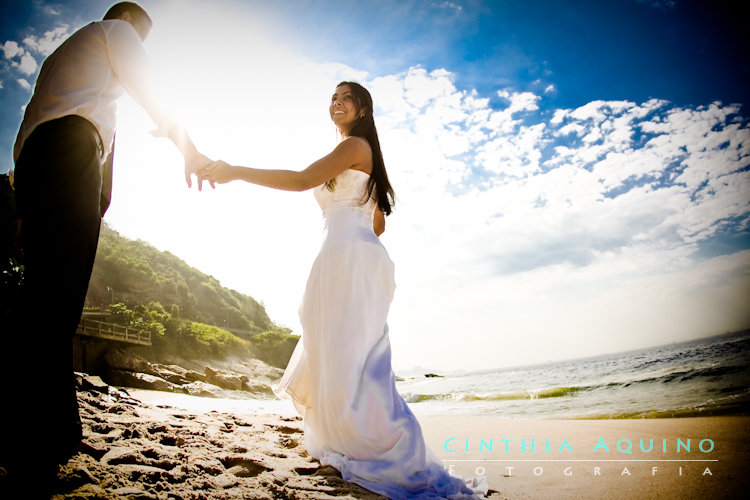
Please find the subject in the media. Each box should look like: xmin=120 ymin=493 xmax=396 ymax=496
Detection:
xmin=199 ymin=160 xmax=237 ymax=186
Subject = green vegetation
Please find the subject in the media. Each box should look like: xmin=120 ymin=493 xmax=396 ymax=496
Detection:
xmin=89 ymin=224 xmax=273 ymax=333
xmin=86 ymin=224 xmax=299 ymax=368
xmin=102 ymin=301 xmax=299 ymax=367
xmin=1 ymin=179 xmax=299 ymax=368
xmin=247 ymin=330 xmax=301 ymax=368
xmin=85 ymin=223 xmax=298 ymax=366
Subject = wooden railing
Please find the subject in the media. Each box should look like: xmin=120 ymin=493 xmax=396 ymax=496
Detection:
xmin=76 ymin=317 xmax=151 ymax=346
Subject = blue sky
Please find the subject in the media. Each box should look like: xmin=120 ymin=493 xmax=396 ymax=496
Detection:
xmin=266 ymin=0 xmax=750 ymax=109
xmin=1 ymin=0 xmax=748 ymax=370
xmin=2 ymin=0 xmax=748 ymax=162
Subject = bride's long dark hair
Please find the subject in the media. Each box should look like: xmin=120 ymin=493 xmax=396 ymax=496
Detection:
xmin=331 ymin=81 xmax=395 ymax=216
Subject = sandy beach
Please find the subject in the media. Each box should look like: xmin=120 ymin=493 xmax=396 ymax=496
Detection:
xmin=420 ymin=415 xmax=749 ymax=499
xmin=25 ymin=385 xmax=749 ymax=499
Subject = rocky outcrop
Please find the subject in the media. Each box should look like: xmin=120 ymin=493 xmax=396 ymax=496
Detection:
xmin=104 ymin=348 xmax=158 ymax=376
xmin=107 ymin=370 xmax=180 ymax=393
xmin=99 ymin=347 xmax=276 ymax=398
xmin=204 ymin=366 xmax=248 ymax=391
xmin=151 ymin=364 xmax=206 ymax=385
xmin=182 ymin=381 xmax=221 ymax=398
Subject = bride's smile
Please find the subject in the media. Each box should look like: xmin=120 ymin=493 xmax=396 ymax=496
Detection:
xmin=329 ymin=85 xmax=361 ymax=134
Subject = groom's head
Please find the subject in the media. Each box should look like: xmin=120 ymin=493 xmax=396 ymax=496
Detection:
xmin=104 ymin=2 xmax=152 ymax=41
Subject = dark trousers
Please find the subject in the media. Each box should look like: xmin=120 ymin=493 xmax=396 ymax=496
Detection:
xmin=4 ymin=115 xmax=104 ymax=478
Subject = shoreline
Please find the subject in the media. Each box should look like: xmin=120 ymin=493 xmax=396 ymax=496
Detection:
xmin=33 ymin=386 xmax=750 ymax=499
xmin=129 ymin=387 xmax=749 ymax=421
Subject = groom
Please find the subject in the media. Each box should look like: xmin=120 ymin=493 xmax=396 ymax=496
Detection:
xmin=1 ymin=1 xmax=207 ymax=491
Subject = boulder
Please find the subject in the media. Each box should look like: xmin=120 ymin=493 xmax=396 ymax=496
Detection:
xmin=152 ymin=363 xmax=206 ymax=384
xmin=204 ymin=366 xmax=248 ymax=392
xmin=220 ymin=358 xmax=285 ymax=381
xmin=243 ymin=380 xmax=274 ymax=397
xmin=150 ymin=366 xmax=190 ymax=385
xmin=107 ymin=370 xmax=179 ymax=393
xmin=182 ymin=381 xmax=221 ymax=398
xmin=75 ymin=373 xmax=109 ymax=393
xmin=104 ymin=347 xmax=158 ymax=376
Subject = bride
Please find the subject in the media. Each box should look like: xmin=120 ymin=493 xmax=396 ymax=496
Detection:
xmin=200 ymin=81 xmax=487 ymax=499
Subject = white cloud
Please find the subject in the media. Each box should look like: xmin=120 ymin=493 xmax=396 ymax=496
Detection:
xmin=14 ymin=51 xmax=38 ymax=75
xmin=42 ymin=5 xmax=61 ymax=16
xmin=1 ymin=27 xmax=68 ymax=81
xmin=17 ymin=78 xmax=30 ymax=90
xmin=497 ymin=90 xmax=540 ymax=114
xmin=23 ymin=25 xmax=69 ymax=56
xmin=2 ymin=40 xmax=23 ymax=59
xmin=433 ymin=2 xmax=463 ymax=12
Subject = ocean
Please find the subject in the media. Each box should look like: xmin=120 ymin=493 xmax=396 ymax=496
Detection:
xmin=134 ymin=330 xmax=750 ymax=419
xmin=396 ymin=330 xmax=750 ymax=419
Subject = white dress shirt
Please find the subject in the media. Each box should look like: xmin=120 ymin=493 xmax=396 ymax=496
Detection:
xmin=14 ymin=19 xmax=172 ymax=161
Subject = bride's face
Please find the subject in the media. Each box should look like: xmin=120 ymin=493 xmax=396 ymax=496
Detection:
xmin=330 ymin=85 xmax=360 ymax=134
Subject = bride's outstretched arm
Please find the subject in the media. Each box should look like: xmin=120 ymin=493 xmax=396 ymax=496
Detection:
xmin=200 ymin=137 xmax=371 ymax=192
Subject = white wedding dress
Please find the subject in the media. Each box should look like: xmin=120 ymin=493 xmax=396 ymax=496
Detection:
xmin=275 ymin=169 xmax=487 ymax=499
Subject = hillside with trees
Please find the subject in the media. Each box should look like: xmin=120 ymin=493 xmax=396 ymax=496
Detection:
xmin=84 ymin=223 xmax=299 ymax=366
xmin=88 ymin=223 xmax=274 ymax=332
xmin=1 ymin=177 xmax=298 ymax=368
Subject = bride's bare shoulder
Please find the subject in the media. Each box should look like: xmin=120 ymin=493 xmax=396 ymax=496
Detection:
xmin=332 ymin=136 xmax=372 ymax=170
xmin=340 ymin=136 xmax=371 ymax=152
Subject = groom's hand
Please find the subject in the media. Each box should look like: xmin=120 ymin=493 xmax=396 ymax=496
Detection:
xmin=185 ymin=151 xmax=213 ymax=191
xmin=199 ymin=160 xmax=236 ymax=185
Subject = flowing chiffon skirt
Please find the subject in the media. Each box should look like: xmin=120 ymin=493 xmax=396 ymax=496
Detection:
xmin=275 ymin=171 xmax=486 ymax=499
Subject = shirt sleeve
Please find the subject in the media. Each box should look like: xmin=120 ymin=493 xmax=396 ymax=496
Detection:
xmin=105 ymin=20 xmax=177 ymax=133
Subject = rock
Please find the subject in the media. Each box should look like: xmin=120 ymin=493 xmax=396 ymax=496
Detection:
xmin=107 ymin=386 xmax=141 ymax=405
xmin=150 ymin=365 xmax=191 ymax=385
xmin=182 ymin=381 xmax=221 ymax=398
xmin=107 ymin=370 xmax=179 ymax=392
xmin=204 ymin=366 xmax=248 ymax=391
xmin=152 ymin=363 xmax=207 ymax=383
xmin=222 ymin=358 xmax=285 ymax=381
xmin=79 ymin=374 xmax=110 ymax=393
xmin=243 ymin=380 xmax=274 ymax=396
xmin=104 ymin=347 xmax=157 ymax=376
xmin=424 ymin=373 xmax=443 ymax=378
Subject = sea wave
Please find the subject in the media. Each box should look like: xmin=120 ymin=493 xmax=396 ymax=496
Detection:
xmin=401 ymin=364 xmax=750 ymax=405
xmin=402 ymin=385 xmax=595 ymax=403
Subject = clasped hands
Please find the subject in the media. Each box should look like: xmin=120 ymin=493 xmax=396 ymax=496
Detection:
xmin=184 ymin=152 xmax=235 ymax=191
